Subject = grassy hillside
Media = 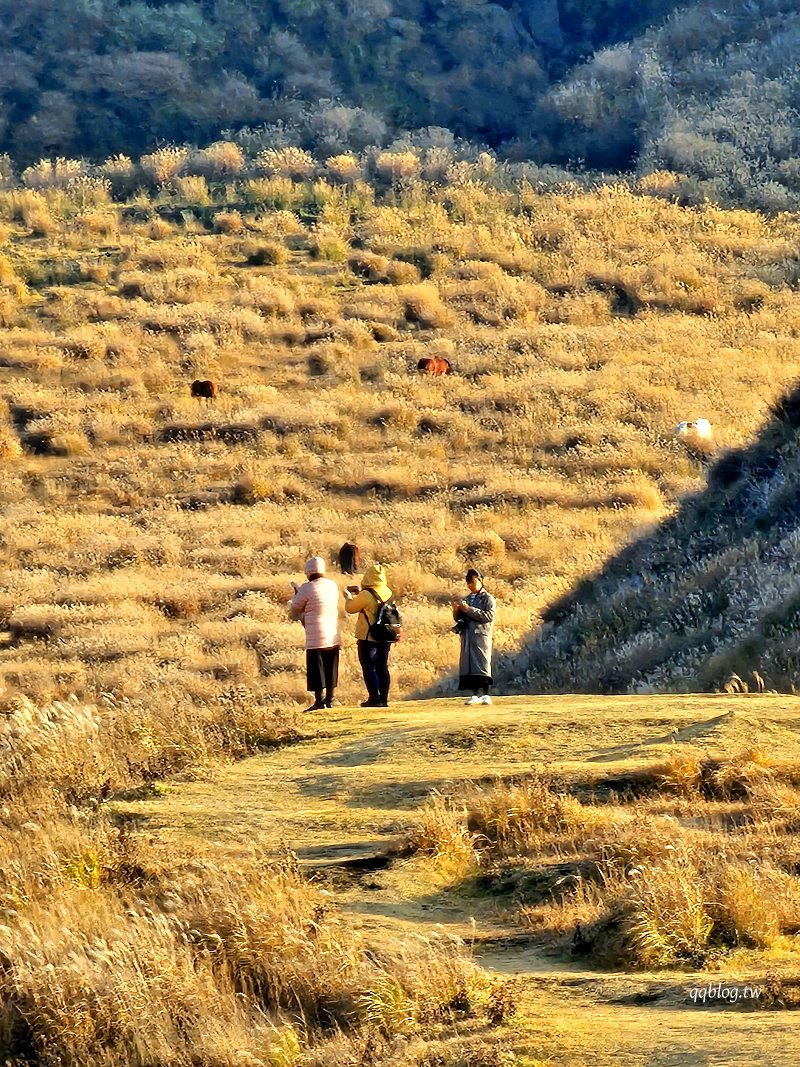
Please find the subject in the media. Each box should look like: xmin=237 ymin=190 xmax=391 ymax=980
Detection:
xmin=505 ymin=381 xmax=800 ymax=695
xmin=4 ymin=159 xmax=800 ymax=714
xmin=4 ymin=154 xmax=800 ymax=1063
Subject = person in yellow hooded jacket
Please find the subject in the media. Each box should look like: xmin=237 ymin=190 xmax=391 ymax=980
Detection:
xmin=343 ymin=562 xmax=393 ymax=708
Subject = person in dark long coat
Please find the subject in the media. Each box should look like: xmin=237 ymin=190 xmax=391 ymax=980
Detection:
xmin=452 ymin=568 xmax=496 ymax=705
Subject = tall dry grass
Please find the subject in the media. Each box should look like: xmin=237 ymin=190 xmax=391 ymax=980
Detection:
xmin=0 ymin=815 xmax=489 ymax=1065
xmin=4 ymin=158 xmax=800 ymax=1053
xmin=405 ymin=756 xmax=800 ymax=970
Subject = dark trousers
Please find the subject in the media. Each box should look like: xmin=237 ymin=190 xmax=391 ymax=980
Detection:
xmin=357 ymin=640 xmax=391 ymax=704
xmin=306 ymin=646 xmax=339 ymax=702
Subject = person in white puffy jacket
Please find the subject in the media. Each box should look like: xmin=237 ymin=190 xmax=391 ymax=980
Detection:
xmin=289 ymin=556 xmax=341 ymax=711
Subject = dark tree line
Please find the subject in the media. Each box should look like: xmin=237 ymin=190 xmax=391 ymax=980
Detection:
xmin=2 ymin=0 xmax=799 ymax=207
xmin=0 ymin=0 xmax=680 ymax=164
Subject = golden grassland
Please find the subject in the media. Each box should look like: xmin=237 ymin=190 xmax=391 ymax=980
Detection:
xmin=4 ymin=160 xmax=800 ymax=1062
xmin=412 ymin=747 xmax=800 ymax=968
xmin=111 ymin=694 xmax=800 ymax=1064
xmin=3 ymin=170 xmax=800 ymax=715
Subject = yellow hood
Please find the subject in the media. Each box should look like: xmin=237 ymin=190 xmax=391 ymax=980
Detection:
xmin=362 ymin=564 xmax=391 ymax=600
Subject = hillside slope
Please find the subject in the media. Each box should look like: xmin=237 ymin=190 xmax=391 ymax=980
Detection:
xmin=538 ymin=0 xmax=800 ymax=208
xmin=5 ymin=175 xmax=800 ymax=710
xmin=505 ymin=385 xmax=800 ymax=695
xmin=0 ymin=0 xmax=682 ymax=163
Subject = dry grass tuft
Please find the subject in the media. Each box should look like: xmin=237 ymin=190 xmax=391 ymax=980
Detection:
xmin=398 ymin=283 xmax=453 ymax=328
xmin=0 ymin=425 xmax=22 ymax=459
xmin=619 ymin=850 xmax=714 ymax=967
xmin=213 ymin=210 xmax=245 ymax=235
xmin=464 ymin=776 xmax=591 ymax=852
xmin=405 ymin=791 xmax=480 ymax=882
xmin=408 ymin=750 xmax=800 ymax=970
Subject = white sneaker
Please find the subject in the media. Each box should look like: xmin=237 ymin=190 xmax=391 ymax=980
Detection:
xmin=464 ymin=695 xmax=482 ymax=705
xmin=480 ymin=694 xmax=492 ymax=705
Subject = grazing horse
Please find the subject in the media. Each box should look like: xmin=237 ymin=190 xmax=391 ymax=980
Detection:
xmin=416 ymin=356 xmax=452 ymax=376
xmin=338 ymin=542 xmax=361 ymax=575
xmin=191 ymin=379 xmax=219 ymax=401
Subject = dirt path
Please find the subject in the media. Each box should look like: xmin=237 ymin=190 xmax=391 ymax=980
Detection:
xmin=116 ymin=694 xmax=800 ymax=1065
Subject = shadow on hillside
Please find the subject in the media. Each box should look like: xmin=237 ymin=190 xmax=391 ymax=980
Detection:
xmin=416 ymin=384 xmax=800 ymax=697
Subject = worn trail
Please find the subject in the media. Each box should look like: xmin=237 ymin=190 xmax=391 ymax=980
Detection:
xmin=117 ymin=694 xmax=800 ymax=1066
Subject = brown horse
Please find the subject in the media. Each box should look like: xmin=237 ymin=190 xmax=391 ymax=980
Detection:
xmin=191 ymin=379 xmax=219 ymax=401
xmin=338 ymin=542 xmax=361 ymax=575
xmin=416 ymin=357 xmax=452 ymax=376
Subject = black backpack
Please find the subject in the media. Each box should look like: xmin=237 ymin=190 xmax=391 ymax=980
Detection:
xmin=364 ymin=588 xmax=403 ymax=643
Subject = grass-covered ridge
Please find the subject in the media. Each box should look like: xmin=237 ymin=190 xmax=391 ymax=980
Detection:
xmin=4 ymin=156 xmax=800 ymax=1063
xmin=3 ymin=156 xmax=800 ymax=711
xmin=507 ymin=382 xmax=800 ymax=695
